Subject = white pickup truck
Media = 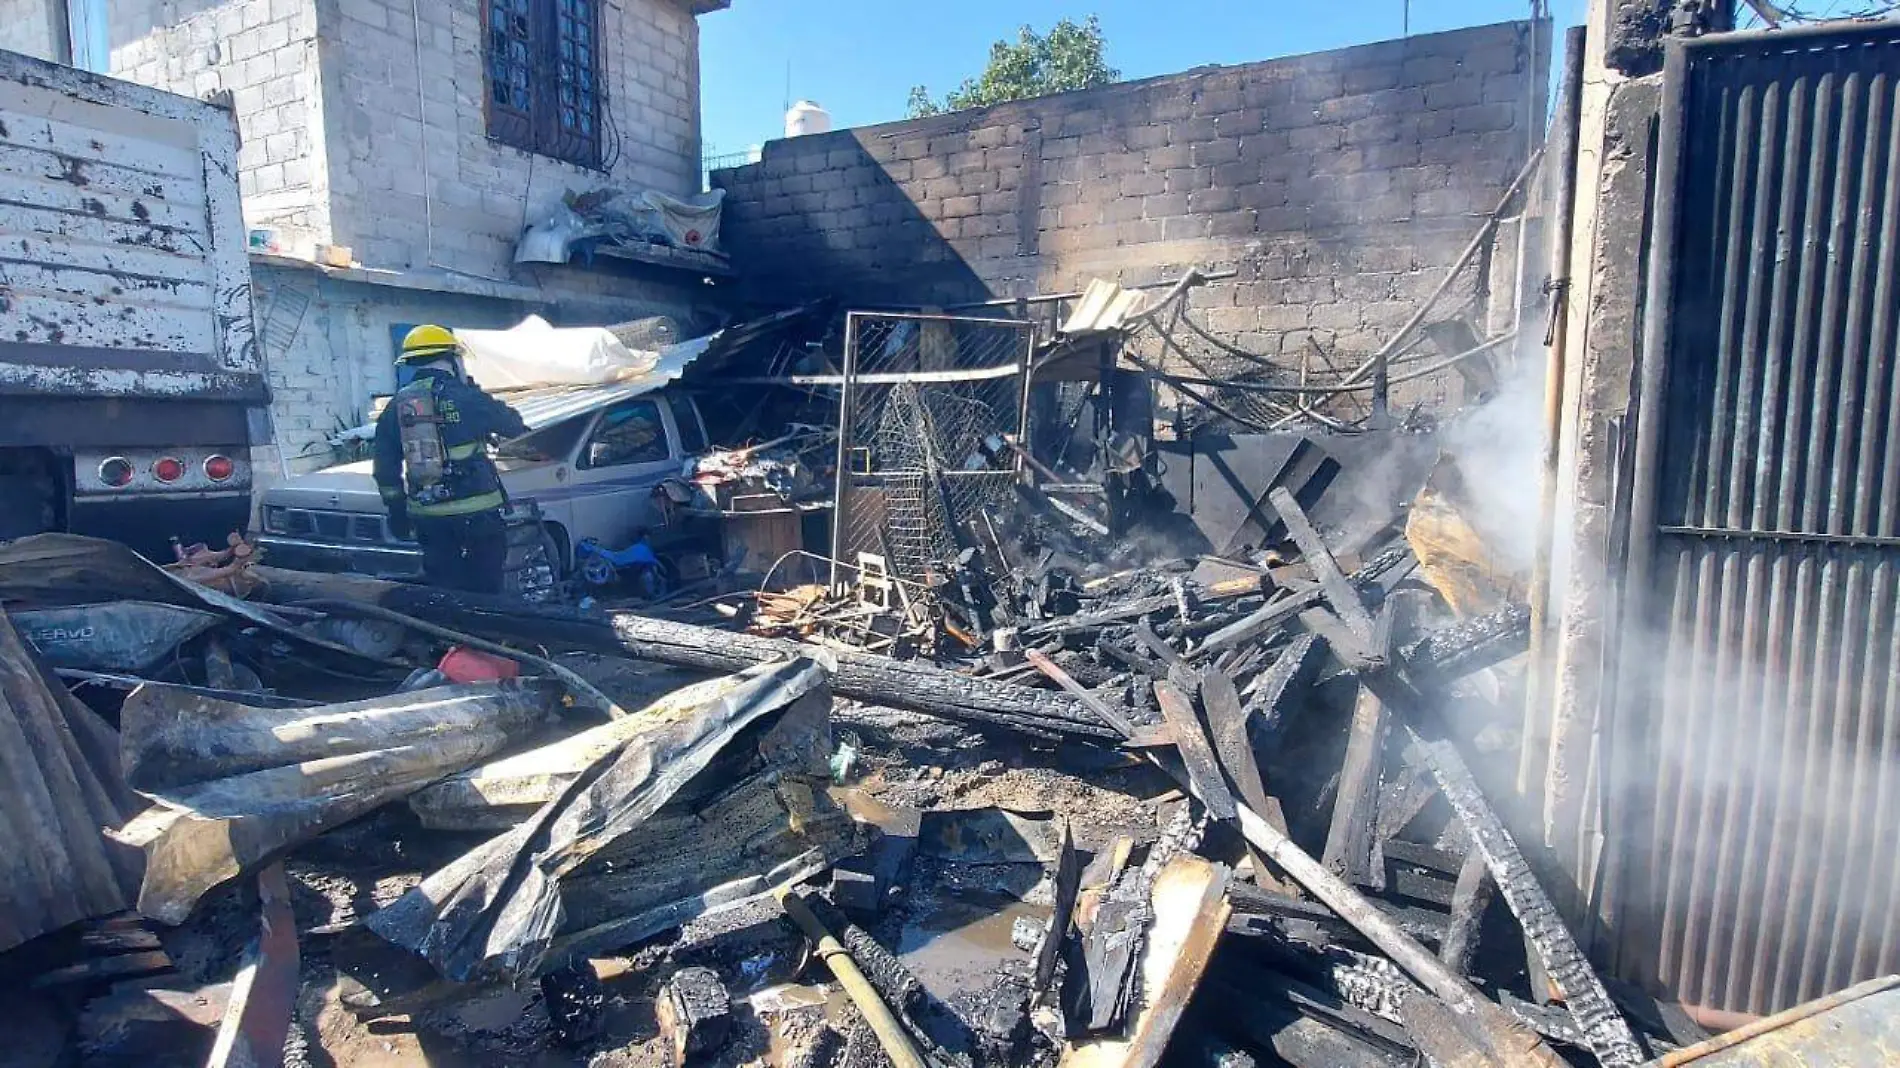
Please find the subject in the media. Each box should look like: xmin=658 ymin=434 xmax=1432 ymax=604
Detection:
xmin=255 ymin=386 xmax=709 ymax=578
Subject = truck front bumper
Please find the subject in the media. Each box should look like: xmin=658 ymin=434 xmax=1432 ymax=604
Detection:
xmin=253 ymin=534 xmax=423 ymax=579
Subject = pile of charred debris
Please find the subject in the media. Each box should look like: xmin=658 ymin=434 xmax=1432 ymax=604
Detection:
xmin=0 ymin=470 xmax=1743 ymax=1068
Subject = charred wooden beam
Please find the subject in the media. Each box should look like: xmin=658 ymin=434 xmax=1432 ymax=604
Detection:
xmin=1268 ymin=488 xmax=1375 ymax=639
xmin=1438 ymin=851 xmax=1494 ymax=976
xmin=1032 ymin=820 xmax=1081 ymax=994
xmin=205 ymin=863 xmax=299 ymax=1068
xmin=1197 ymin=664 xmax=1288 ymax=890
xmin=658 ymin=967 xmax=732 ymax=1066
xmin=1397 ymin=730 xmax=1641 ymax=1067
xmin=1151 ymin=680 xmax=1236 ymax=821
xmin=249 ymin=568 xmax=1125 ymax=740
xmin=1323 ymin=684 xmax=1390 ymax=888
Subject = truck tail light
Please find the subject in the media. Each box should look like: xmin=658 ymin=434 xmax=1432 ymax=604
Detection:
xmin=98 ymin=457 xmax=134 ymax=488
xmin=204 ymin=454 xmax=236 ymax=482
xmin=153 ymin=457 xmax=185 ymax=483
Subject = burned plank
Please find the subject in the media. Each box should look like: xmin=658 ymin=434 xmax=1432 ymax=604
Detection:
xmin=1243 ymin=633 xmax=1321 ymax=744
xmin=1151 ymin=679 xmax=1235 ymax=821
xmin=1268 ymin=487 xmax=1375 ymax=639
xmin=1323 ymin=598 xmax=1404 ymax=888
xmin=1197 ymin=664 xmax=1288 ymax=889
xmin=1024 ymin=649 xmax=1141 ymax=739
xmin=1322 ymin=684 xmax=1390 ymax=888
xmin=1398 ymin=730 xmax=1642 ymax=1067
xmin=1231 ymin=805 xmax=1561 ymax=1066
xmin=1033 ymin=819 xmax=1081 ymax=994
xmin=1059 ymin=855 xmax=1229 ymax=1068
xmin=204 ymin=863 xmax=298 ymax=1068
xmin=1438 ymin=850 xmax=1494 ymax=976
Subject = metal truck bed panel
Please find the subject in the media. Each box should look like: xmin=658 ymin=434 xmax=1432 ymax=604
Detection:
xmin=0 ymin=50 xmax=262 ymax=402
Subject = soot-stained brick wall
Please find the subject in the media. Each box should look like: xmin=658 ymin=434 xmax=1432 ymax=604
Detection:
xmin=713 ymin=20 xmax=1548 ymax=401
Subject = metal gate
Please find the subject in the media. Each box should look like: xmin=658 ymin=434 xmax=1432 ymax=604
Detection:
xmin=829 ymin=312 xmax=1034 ymax=589
xmin=1614 ymin=22 xmax=1900 ymax=1014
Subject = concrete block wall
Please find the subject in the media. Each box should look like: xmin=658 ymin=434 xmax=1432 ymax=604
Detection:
xmin=320 ymin=0 xmax=703 ymax=277
xmin=714 ymin=20 xmax=1548 ymax=410
xmin=105 ymin=0 xmax=333 ymax=243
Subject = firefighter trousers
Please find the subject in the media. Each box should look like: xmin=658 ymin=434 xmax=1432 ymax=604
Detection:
xmin=413 ymin=510 xmax=508 ymax=595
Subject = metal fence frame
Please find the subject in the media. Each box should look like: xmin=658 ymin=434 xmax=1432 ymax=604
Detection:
xmin=828 ymin=311 xmax=1036 ymax=591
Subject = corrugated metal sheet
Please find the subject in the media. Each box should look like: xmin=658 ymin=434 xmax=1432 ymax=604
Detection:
xmin=1618 ymin=23 xmax=1900 ymax=1015
xmin=0 ymin=50 xmax=260 ymax=400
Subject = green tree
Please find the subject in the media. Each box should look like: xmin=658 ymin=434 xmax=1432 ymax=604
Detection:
xmin=907 ymin=16 xmax=1118 ymax=118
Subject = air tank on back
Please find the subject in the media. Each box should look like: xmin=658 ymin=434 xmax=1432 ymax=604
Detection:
xmin=785 ymin=100 xmax=832 ymax=138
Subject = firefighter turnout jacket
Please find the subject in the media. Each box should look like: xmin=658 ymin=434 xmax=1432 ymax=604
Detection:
xmin=373 ymin=367 xmax=528 ymax=518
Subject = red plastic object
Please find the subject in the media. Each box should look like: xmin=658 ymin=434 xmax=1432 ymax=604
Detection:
xmin=437 ymin=646 xmax=521 ymax=683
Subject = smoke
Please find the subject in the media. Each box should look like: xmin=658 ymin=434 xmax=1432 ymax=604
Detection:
xmin=1434 ymin=356 xmax=1550 ymax=576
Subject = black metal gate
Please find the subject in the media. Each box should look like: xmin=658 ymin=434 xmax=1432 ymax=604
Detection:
xmin=1614 ymin=22 xmax=1900 ymax=1014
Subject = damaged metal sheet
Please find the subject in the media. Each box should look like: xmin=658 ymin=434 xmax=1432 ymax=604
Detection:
xmin=16 ymin=602 xmax=225 ymax=673
xmin=367 ymin=657 xmax=850 ymax=983
xmin=0 ymin=534 xmax=390 ymax=666
xmin=0 ymin=607 xmax=144 ymax=951
xmin=112 ymin=678 xmax=558 ymax=923
xmin=408 ymin=668 xmax=786 ymax=831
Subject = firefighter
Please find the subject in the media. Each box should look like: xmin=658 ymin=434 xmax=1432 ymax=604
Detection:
xmin=373 ymin=324 xmax=528 ymax=594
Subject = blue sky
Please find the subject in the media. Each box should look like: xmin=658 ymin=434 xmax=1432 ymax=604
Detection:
xmin=698 ymin=2 xmax=1586 ymax=159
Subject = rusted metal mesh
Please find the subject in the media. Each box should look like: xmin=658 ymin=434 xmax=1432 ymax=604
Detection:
xmin=834 ymin=313 xmax=1032 ymax=588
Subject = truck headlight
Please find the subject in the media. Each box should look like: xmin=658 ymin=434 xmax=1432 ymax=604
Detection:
xmin=263 ymin=506 xmax=288 ymax=534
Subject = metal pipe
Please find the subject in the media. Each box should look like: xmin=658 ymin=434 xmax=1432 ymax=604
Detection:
xmin=828 ymin=313 xmax=860 ymax=591
xmin=778 ymin=891 xmax=928 ymax=1068
xmin=1331 ymin=150 xmax=1545 ymax=392
xmin=291 ymin=599 xmax=631 ymax=720
xmin=1521 ymin=23 xmax=1589 ymax=801
xmin=1658 ymin=977 xmax=1898 ymax=1065
xmin=941 ymin=268 xmax=1239 ymax=310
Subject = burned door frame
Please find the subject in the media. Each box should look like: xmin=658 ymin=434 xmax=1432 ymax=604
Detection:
xmin=828 ymin=312 xmax=1036 ymax=590
xmin=1608 ymin=20 xmax=1900 ymax=1015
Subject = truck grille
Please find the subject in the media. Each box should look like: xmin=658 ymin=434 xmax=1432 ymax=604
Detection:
xmin=276 ymin=508 xmax=395 ymax=545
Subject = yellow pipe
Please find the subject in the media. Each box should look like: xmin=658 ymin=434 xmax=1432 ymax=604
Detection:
xmin=777 ymin=891 xmax=928 ymax=1068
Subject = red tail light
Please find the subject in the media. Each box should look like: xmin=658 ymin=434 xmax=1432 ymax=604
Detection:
xmin=98 ymin=457 xmax=134 ymax=488
xmin=153 ymin=457 xmax=185 ymax=483
xmin=204 ymin=454 xmax=236 ymax=482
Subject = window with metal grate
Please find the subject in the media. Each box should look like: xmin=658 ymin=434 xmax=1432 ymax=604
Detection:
xmin=484 ymin=0 xmax=601 ymax=168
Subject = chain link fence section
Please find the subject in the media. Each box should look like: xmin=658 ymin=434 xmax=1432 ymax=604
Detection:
xmin=829 ymin=312 xmax=1035 ymax=590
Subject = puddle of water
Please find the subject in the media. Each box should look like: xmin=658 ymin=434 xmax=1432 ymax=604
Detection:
xmin=829 ymin=787 xmax=908 ymax=830
xmin=896 ymin=892 xmax=1047 ymax=1006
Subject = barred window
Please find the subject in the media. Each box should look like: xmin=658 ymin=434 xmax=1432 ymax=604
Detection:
xmin=484 ymin=0 xmax=601 ymax=168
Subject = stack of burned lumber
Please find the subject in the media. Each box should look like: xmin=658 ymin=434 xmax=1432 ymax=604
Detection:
xmin=234 ymin=486 xmax=1711 ymax=1068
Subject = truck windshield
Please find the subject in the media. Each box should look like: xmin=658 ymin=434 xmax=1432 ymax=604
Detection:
xmin=495 ymin=418 xmax=589 ymax=462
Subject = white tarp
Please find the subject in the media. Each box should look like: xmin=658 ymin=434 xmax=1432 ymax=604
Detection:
xmin=454 ymin=316 xmax=660 ymax=389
